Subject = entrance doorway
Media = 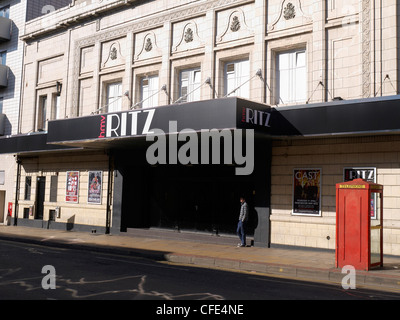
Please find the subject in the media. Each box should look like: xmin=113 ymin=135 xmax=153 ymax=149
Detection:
xmin=119 ymin=163 xmax=257 ymax=235
xmin=35 ymin=177 xmax=46 ymax=219
xmin=0 ymin=191 xmax=5 ymax=224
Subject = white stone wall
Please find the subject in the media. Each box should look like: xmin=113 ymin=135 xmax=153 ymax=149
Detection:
xmin=19 ymin=0 xmax=399 ymax=133
xmin=271 ymin=136 xmax=400 ymax=255
xmin=17 ymin=152 xmax=110 ymax=228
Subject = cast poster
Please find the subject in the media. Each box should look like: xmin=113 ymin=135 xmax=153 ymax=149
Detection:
xmin=88 ymin=171 xmax=102 ymax=204
xmin=66 ymin=171 xmax=79 ymax=203
xmin=293 ymin=169 xmax=321 ymax=216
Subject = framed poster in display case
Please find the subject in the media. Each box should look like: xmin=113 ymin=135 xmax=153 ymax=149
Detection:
xmin=88 ymin=171 xmax=102 ymax=204
xmin=66 ymin=171 xmax=79 ymax=203
xmin=292 ymin=168 xmax=322 ymax=216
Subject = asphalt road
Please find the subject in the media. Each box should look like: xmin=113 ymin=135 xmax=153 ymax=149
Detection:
xmin=1 ymin=239 xmax=400 ymax=305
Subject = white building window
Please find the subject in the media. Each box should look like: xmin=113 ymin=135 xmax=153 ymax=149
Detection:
xmin=0 ymin=51 xmax=6 ymax=65
xmin=179 ymin=68 xmax=201 ymax=103
xmin=51 ymin=94 xmax=61 ymax=120
xmin=38 ymin=95 xmax=47 ymax=131
xmin=0 ymin=170 xmax=4 ymax=185
xmin=277 ymin=50 xmax=307 ymax=104
xmin=106 ymin=82 xmax=122 ymax=113
xmin=140 ymin=75 xmax=159 ymax=108
xmin=0 ymin=6 xmax=9 ymax=19
xmin=225 ymin=59 xmax=250 ymax=99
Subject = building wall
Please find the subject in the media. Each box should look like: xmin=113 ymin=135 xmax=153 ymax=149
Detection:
xmin=26 ymin=0 xmax=71 ymax=22
xmin=0 ymin=0 xmax=27 ymax=224
xmin=0 ymin=0 xmax=26 ymax=136
xmin=271 ymin=135 xmax=400 ymax=255
xmin=14 ymin=0 xmax=400 ymax=251
xmin=19 ymin=0 xmax=399 ymax=135
xmin=16 ymin=151 xmax=110 ymax=230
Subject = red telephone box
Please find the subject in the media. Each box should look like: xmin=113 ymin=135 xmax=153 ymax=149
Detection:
xmin=335 ymin=179 xmax=383 ymax=271
xmin=7 ymin=202 xmax=12 ymax=216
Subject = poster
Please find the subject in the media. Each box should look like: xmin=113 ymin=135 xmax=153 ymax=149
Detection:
xmin=88 ymin=171 xmax=102 ymax=204
xmin=293 ymin=169 xmax=321 ymax=216
xmin=66 ymin=171 xmax=79 ymax=203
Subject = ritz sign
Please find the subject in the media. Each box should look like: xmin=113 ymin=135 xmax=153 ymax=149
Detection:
xmin=343 ymin=167 xmax=376 ymax=183
xmin=95 ymin=104 xmax=271 ymax=176
xmin=241 ymin=107 xmax=271 ymax=127
xmin=98 ymin=106 xmax=272 ymax=139
xmin=98 ymin=109 xmax=155 ymax=138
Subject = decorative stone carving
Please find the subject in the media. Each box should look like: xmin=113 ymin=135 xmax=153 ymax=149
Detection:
xmin=172 ymin=21 xmax=204 ymax=53
xmin=230 ymin=16 xmax=241 ymax=32
xmin=267 ymin=0 xmax=311 ymax=32
xmin=110 ymin=47 xmax=117 ymax=60
xmin=216 ymin=8 xmax=253 ymax=43
xmin=362 ymin=0 xmax=371 ymax=98
xmin=283 ymin=3 xmax=295 ymax=20
xmin=184 ymin=28 xmax=193 ymax=43
xmin=144 ymin=38 xmax=153 ymax=52
xmin=102 ymin=41 xmax=124 ymax=68
xmin=134 ymin=31 xmax=162 ymax=61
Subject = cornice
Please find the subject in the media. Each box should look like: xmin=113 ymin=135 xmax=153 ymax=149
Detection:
xmin=21 ymin=0 xmax=138 ymax=41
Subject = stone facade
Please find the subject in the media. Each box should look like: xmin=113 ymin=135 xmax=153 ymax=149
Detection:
xmin=271 ymin=135 xmax=400 ymax=255
xmin=16 ymin=151 xmax=110 ymax=232
xmin=19 ymin=0 xmax=398 ymax=134
xmin=11 ymin=0 xmax=400 ymax=253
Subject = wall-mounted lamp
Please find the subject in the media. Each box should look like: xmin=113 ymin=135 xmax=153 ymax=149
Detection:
xmin=56 ymin=81 xmax=62 ymax=94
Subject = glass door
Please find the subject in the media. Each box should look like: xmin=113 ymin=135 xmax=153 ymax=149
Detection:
xmin=370 ymin=192 xmax=382 ymax=266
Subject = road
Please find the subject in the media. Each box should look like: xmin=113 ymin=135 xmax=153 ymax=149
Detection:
xmin=1 ymin=239 xmax=400 ymax=305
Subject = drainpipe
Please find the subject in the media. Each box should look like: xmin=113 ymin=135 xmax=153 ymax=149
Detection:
xmin=105 ymin=151 xmax=113 ymax=234
xmin=14 ymin=156 xmax=21 ymax=226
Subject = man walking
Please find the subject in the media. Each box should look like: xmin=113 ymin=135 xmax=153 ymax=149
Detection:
xmin=237 ymin=196 xmax=248 ymax=247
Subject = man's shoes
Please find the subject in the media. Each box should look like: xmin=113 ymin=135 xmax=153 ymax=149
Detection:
xmin=237 ymin=243 xmax=246 ymax=247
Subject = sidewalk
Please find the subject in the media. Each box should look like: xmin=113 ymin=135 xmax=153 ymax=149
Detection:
xmin=1 ymin=225 xmax=400 ymax=293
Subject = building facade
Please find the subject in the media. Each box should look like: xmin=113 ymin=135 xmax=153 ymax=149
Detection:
xmin=1 ymin=0 xmax=400 ymax=255
xmin=0 ymin=0 xmax=71 ymax=225
xmin=0 ymin=0 xmax=27 ymax=225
